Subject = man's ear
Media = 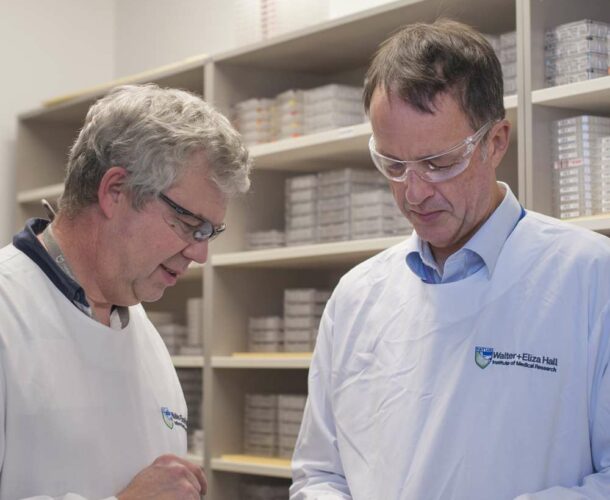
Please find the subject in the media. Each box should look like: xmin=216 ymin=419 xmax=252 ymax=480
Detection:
xmin=97 ymin=166 xmax=129 ymax=219
xmin=488 ymin=119 xmax=511 ymax=170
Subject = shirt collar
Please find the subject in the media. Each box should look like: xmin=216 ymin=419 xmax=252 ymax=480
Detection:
xmin=13 ymin=218 xmax=130 ymax=329
xmin=405 ymin=182 xmax=523 ymax=280
xmin=461 ymin=182 xmax=522 ymax=277
xmin=13 ymin=218 xmax=88 ymax=307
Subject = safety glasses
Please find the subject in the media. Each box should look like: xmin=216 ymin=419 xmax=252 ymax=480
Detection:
xmin=369 ymin=121 xmax=493 ymax=183
xmin=159 ymin=192 xmax=225 ymax=243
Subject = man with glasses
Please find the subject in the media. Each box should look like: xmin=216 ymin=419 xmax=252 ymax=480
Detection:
xmin=291 ymin=19 xmax=610 ymax=499
xmin=0 ymin=84 xmax=251 ymax=499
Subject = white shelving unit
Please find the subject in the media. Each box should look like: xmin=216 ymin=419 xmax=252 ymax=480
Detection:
xmin=13 ymin=0 xmax=610 ymax=497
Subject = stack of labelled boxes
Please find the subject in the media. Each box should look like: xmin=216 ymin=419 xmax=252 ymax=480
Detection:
xmin=176 ymin=369 xmax=203 ymax=453
xmin=240 ymin=479 xmax=289 ymax=500
xmin=317 ymin=168 xmax=387 ymax=243
xmin=273 ymin=90 xmax=305 ymax=140
xmin=303 ymin=84 xmax=364 ymax=135
xmin=545 ymin=20 xmax=609 ymax=87
xmin=233 ymin=84 xmax=367 ymax=146
xmin=278 ymin=395 xmax=307 ymax=458
xmin=243 ymin=394 xmax=307 ymax=458
xmin=246 ymin=229 xmax=286 ymax=250
xmin=285 ymin=174 xmax=319 ymax=246
xmin=244 ymin=394 xmax=278 ymax=457
xmin=248 ymin=316 xmax=283 ymax=352
xmin=350 ymin=189 xmax=411 ymax=239
xmin=483 ymin=31 xmax=517 ymax=95
xmin=551 ymin=115 xmax=610 ymax=219
xmin=283 ymin=288 xmax=331 ymax=352
xmin=233 ymin=98 xmax=274 ymax=145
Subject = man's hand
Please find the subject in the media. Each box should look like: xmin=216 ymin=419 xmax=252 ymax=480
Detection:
xmin=117 ymin=454 xmax=207 ymax=499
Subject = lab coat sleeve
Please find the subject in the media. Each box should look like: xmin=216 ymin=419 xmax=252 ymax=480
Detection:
xmin=0 ymin=355 xmax=117 ymax=500
xmin=514 ymin=302 xmax=610 ymax=500
xmin=290 ymin=297 xmax=352 ymax=500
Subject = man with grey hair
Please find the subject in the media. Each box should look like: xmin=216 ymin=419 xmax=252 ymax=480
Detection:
xmin=291 ymin=19 xmax=610 ymax=499
xmin=0 ymin=84 xmax=251 ymax=499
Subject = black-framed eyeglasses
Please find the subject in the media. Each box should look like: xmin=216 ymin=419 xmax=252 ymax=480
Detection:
xmin=158 ymin=192 xmax=226 ymax=243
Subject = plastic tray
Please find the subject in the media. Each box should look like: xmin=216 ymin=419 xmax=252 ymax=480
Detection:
xmin=318 ymin=168 xmax=384 ymax=186
xmin=249 ymin=316 xmax=283 ymax=330
xmin=278 ymin=394 xmax=307 ymax=410
xmin=500 ymin=31 xmax=517 ymax=48
xmin=286 ymin=174 xmax=318 ymax=191
xmin=286 ymin=227 xmax=317 ymax=246
xmin=284 ymin=316 xmax=321 ymax=329
xmin=286 ymin=213 xmax=318 ymax=229
xmin=303 ymin=112 xmax=364 ymax=134
xmin=286 ymin=187 xmax=317 ymax=203
xmin=304 ymin=99 xmax=364 ymax=116
xmin=351 ymin=203 xmax=398 ymax=220
xmin=284 ymin=328 xmax=317 ymax=342
xmin=318 ymin=207 xmax=350 ymax=225
xmin=303 ymin=84 xmax=363 ymax=103
xmin=553 ymin=19 xmax=609 ymax=42
xmin=319 ymin=182 xmax=385 ymax=199
xmin=284 ymin=340 xmax=313 ymax=352
xmin=284 ymin=289 xmax=331 ymax=303
xmin=286 ymin=200 xmax=317 ymax=217
xmin=549 ymin=69 xmax=608 ymax=86
xmin=284 ymin=302 xmax=325 ymax=316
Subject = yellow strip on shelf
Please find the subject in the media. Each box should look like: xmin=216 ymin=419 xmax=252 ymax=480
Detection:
xmin=231 ymin=352 xmax=312 ymax=359
xmin=220 ymin=454 xmax=291 ymax=468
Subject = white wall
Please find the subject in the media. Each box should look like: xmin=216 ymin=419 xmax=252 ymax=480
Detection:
xmin=113 ymin=0 xmax=398 ymax=77
xmin=0 ymin=0 xmax=116 ymax=244
xmin=114 ymin=0 xmax=236 ymax=77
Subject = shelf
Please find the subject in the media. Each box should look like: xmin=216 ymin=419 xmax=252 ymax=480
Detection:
xmin=566 ymin=214 xmax=610 ymax=234
xmin=212 ymin=353 xmax=311 ymax=369
xmin=187 ymin=453 xmax=204 ymax=466
xmin=211 ymin=235 xmax=407 ymax=269
xmin=531 ymin=76 xmax=610 ymax=114
xmin=17 ymin=183 xmax=64 ymax=204
xmin=214 ymin=0 xmax=515 ymax=73
xmin=251 ymin=122 xmax=371 ymax=171
xmin=211 ymin=455 xmax=291 ymax=479
xmin=172 ymin=355 xmax=204 ymax=368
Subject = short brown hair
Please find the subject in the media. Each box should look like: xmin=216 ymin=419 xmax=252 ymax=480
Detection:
xmin=363 ymin=19 xmax=505 ymax=130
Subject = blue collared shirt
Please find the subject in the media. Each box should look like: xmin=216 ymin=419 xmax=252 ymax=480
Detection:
xmin=405 ymin=183 xmax=525 ymax=284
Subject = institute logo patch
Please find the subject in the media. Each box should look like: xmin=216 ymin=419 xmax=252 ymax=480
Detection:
xmin=473 ymin=346 xmax=559 ymax=373
xmin=161 ymin=407 xmax=174 ymax=429
xmin=475 ymin=346 xmax=494 ymax=369
xmin=161 ymin=406 xmax=188 ymax=430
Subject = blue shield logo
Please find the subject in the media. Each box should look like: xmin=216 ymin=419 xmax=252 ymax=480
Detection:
xmin=161 ymin=407 xmax=174 ymax=429
xmin=475 ymin=346 xmax=494 ymax=369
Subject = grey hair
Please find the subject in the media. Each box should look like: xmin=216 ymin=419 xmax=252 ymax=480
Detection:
xmin=363 ymin=19 xmax=505 ymax=131
xmin=59 ymin=84 xmax=251 ymax=216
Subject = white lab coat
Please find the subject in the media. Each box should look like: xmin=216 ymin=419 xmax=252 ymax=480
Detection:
xmin=292 ymin=210 xmax=610 ymax=500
